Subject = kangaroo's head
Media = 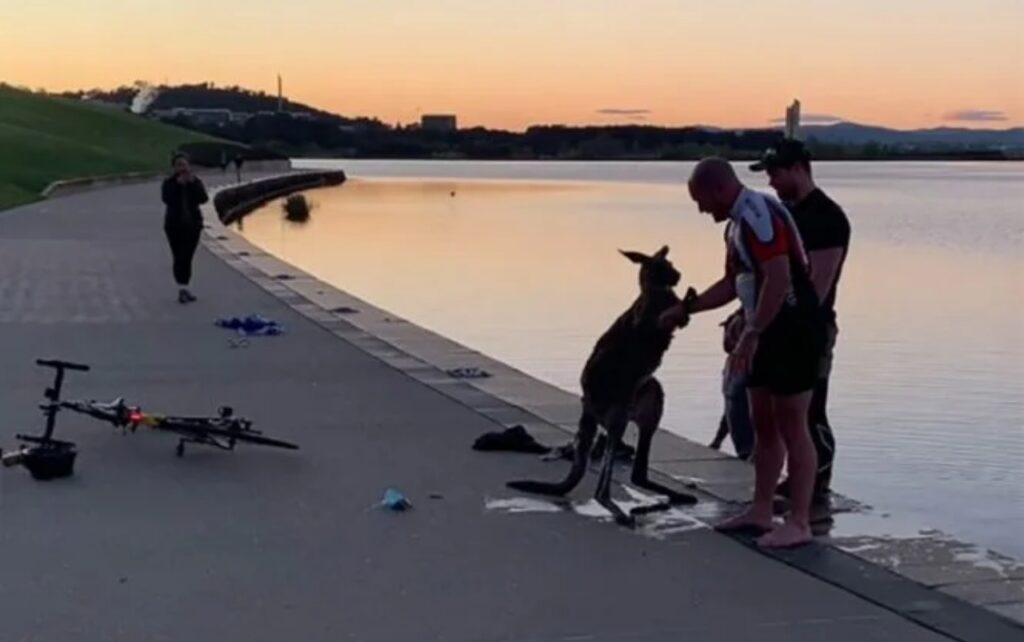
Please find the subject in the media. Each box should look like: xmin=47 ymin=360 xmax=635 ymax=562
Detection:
xmin=619 ymin=245 xmax=680 ymax=291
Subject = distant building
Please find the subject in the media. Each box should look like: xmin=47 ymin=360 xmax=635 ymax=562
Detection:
xmin=420 ymin=114 xmax=457 ymax=132
xmin=152 ymin=108 xmax=315 ymax=127
xmin=81 ymin=97 xmax=127 ymax=111
xmin=154 ymin=107 xmax=233 ymax=126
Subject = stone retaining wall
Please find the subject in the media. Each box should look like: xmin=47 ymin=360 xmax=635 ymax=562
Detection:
xmin=212 ymin=169 xmax=347 ymax=224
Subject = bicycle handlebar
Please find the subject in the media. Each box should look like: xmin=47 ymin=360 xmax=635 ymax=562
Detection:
xmin=36 ymin=359 xmax=90 ymax=372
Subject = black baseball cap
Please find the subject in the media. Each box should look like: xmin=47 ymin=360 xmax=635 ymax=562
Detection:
xmin=749 ymin=138 xmax=812 ymax=172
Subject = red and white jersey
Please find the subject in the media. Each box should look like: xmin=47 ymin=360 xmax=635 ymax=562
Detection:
xmin=725 ymin=188 xmax=813 ymax=316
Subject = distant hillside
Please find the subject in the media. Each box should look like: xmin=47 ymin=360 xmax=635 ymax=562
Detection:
xmin=63 ymin=83 xmax=385 ymax=128
xmin=52 ymin=83 xmax=1024 ymax=161
xmin=0 ymin=85 xmax=220 ymax=210
xmin=801 ymin=122 xmax=1024 ymax=149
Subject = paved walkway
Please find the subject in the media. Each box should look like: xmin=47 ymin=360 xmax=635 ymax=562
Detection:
xmin=0 ymin=179 xmax=987 ymax=641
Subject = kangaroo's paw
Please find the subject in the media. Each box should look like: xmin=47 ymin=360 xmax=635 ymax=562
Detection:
xmin=630 ymin=502 xmax=673 ymax=517
xmin=615 ymin=513 xmax=637 ymax=528
xmin=665 ymin=490 xmax=698 ymax=505
xmin=598 ymin=498 xmax=636 ymax=528
xmin=631 ymin=478 xmax=699 ymax=505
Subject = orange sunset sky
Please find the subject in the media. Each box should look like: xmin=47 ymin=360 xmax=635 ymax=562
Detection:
xmin=2 ymin=0 xmax=1022 ymax=131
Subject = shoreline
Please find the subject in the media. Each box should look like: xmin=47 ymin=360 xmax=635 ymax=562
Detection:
xmin=290 ymin=156 xmax=1024 ymax=164
xmin=203 ymin=173 xmax=1024 ymax=634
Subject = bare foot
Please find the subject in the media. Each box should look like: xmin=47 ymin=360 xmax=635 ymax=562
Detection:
xmin=715 ymin=508 xmax=773 ymax=534
xmin=757 ymin=520 xmax=812 ymax=548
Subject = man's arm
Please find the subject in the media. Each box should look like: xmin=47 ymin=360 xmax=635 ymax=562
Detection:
xmin=690 ymin=276 xmax=737 ymax=314
xmin=726 ymin=210 xmax=804 ymax=373
xmin=726 ymin=256 xmax=791 ymax=375
xmin=808 ymin=248 xmax=844 ymax=303
xmin=745 ymin=256 xmax=789 ymax=334
xmin=800 ymin=203 xmax=849 ymax=303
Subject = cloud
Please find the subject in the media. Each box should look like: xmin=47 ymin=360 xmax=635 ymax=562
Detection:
xmin=769 ymin=113 xmax=844 ymax=125
xmin=943 ymin=109 xmax=1008 ymax=122
xmin=597 ymin=108 xmax=652 ymax=116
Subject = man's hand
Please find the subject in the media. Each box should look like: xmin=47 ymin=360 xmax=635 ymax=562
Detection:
xmin=658 ymin=303 xmax=689 ymax=331
xmin=722 ymin=311 xmax=745 ymax=353
xmin=659 ymin=287 xmax=700 ymax=331
xmin=727 ymin=329 xmax=759 ymax=375
xmin=683 ymin=286 xmax=698 ymax=309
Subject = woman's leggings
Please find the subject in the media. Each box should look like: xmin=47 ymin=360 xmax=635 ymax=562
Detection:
xmin=164 ymin=225 xmax=201 ymax=286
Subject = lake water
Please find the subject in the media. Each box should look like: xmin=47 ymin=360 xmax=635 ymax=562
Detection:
xmin=240 ymin=160 xmax=1024 ymax=558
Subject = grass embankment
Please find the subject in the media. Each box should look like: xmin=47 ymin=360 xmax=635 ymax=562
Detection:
xmin=0 ymin=85 xmax=220 ymax=210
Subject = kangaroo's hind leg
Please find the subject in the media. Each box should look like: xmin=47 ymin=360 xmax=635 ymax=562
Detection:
xmin=594 ymin=405 xmax=635 ymax=527
xmin=508 ymin=404 xmax=598 ymax=497
xmin=629 ymin=378 xmax=697 ymax=516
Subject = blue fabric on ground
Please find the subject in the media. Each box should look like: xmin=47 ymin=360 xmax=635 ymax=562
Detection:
xmin=215 ymin=314 xmax=285 ymax=336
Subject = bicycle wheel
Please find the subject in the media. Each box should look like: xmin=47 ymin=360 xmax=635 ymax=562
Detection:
xmin=152 ymin=417 xmax=299 ymax=451
xmin=195 ymin=425 xmax=299 ymax=450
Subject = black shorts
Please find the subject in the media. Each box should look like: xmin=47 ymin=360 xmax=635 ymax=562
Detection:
xmin=747 ymin=307 xmax=824 ymax=396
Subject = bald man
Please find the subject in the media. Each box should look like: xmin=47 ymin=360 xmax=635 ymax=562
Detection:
xmin=660 ymin=158 xmax=824 ymax=548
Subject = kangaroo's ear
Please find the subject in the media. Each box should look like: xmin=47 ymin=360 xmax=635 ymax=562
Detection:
xmin=619 ymin=250 xmax=647 ymax=264
xmin=654 ymin=245 xmax=669 ymax=259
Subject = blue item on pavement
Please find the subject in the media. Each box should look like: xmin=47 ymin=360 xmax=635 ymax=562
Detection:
xmin=215 ymin=314 xmax=285 ymax=336
xmin=381 ymin=488 xmax=412 ymax=511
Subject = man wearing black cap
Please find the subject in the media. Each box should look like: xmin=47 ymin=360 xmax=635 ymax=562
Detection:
xmin=751 ymin=139 xmax=851 ymax=503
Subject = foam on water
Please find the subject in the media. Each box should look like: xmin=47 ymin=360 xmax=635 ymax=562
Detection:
xmin=953 ymin=544 xmax=1024 ymax=577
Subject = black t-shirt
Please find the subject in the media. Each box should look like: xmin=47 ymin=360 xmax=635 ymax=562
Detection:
xmin=789 ymin=188 xmax=850 ymax=322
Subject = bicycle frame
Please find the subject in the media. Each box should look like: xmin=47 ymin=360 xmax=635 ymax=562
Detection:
xmin=3 ymin=359 xmax=298 ymax=480
xmin=123 ymin=408 xmax=257 ymax=456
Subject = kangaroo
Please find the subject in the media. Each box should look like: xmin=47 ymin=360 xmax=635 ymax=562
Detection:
xmin=508 ymin=245 xmax=698 ymax=527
